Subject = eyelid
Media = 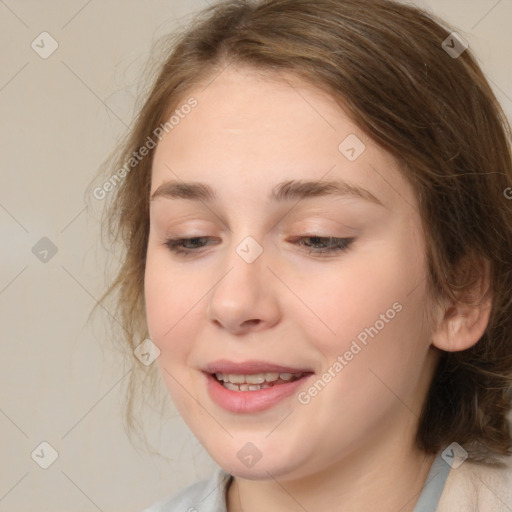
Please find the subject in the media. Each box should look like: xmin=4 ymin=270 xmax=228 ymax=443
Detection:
xmin=287 ymin=220 xmax=360 ymax=236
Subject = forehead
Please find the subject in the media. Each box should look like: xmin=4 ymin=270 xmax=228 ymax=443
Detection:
xmin=150 ymin=66 xmax=415 ymax=211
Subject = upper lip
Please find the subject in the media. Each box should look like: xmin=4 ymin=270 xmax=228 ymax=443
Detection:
xmin=203 ymin=359 xmax=314 ymax=375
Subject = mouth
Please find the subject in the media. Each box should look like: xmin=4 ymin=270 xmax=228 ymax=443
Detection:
xmin=202 ymin=360 xmax=314 ymax=413
xmin=213 ymin=371 xmax=307 ymax=392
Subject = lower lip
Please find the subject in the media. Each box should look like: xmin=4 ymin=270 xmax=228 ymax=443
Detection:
xmin=205 ymin=372 xmax=313 ymax=413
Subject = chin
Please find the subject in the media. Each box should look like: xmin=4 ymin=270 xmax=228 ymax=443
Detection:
xmin=209 ymin=446 xmax=308 ymax=481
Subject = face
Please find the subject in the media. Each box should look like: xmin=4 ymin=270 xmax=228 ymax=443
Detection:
xmin=145 ymin=66 xmax=439 ymax=481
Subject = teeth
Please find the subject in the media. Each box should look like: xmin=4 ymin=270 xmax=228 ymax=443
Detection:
xmin=223 ymin=382 xmax=273 ymax=391
xmin=215 ymin=372 xmax=302 ymax=384
xmin=246 ymin=374 xmax=266 ymax=384
xmin=228 ymin=374 xmax=245 ymax=384
xmin=214 ymin=371 xmax=305 ymax=391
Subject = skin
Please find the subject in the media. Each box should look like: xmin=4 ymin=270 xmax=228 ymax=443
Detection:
xmin=144 ymin=65 xmax=492 ymax=511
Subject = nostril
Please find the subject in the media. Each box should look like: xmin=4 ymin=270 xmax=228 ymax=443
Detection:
xmin=243 ymin=319 xmax=261 ymax=327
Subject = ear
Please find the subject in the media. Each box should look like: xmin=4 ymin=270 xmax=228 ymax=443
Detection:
xmin=431 ymin=257 xmax=492 ymax=352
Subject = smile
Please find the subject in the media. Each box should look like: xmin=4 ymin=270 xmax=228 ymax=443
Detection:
xmin=214 ymin=372 xmax=305 ymax=391
xmin=205 ymin=371 xmax=313 ymax=413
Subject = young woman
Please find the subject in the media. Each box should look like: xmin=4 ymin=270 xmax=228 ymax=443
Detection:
xmin=94 ymin=0 xmax=512 ymax=510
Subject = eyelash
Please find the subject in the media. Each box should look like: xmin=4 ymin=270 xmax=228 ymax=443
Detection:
xmin=163 ymin=236 xmax=355 ymax=256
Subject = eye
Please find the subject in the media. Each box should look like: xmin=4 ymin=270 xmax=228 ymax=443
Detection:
xmin=163 ymin=235 xmax=354 ymax=256
xmin=292 ymin=236 xmax=355 ymax=255
xmin=164 ymin=236 xmax=216 ymax=255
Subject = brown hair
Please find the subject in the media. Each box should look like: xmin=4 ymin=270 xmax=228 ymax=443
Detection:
xmin=90 ymin=0 xmax=512 ymax=460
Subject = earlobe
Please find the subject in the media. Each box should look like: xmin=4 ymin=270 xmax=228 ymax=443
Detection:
xmin=431 ymin=258 xmax=493 ymax=353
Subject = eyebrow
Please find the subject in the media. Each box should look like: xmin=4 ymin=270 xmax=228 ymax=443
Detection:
xmin=150 ymin=178 xmax=385 ymax=207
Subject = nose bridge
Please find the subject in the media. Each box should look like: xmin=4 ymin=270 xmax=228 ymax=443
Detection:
xmin=212 ymin=233 xmax=267 ymax=306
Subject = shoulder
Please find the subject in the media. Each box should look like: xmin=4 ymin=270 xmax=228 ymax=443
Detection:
xmin=140 ymin=467 xmax=233 ymax=512
xmin=436 ymin=451 xmax=512 ymax=512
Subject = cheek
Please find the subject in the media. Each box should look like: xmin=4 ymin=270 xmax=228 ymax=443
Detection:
xmin=143 ymin=255 xmax=170 ymax=343
xmin=297 ymin=236 xmax=428 ymax=379
xmin=144 ymin=252 xmax=201 ymax=409
xmin=143 ymin=250 xmax=197 ymax=358
xmin=309 ymin=250 xmax=430 ymax=415
xmin=295 ymin=252 xmax=416 ymax=343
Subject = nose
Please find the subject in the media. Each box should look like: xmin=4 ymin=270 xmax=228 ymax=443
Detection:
xmin=206 ymin=239 xmax=282 ymax=334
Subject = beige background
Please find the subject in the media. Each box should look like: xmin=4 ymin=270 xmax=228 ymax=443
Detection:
xmin=0 ymin=1 xmax=511 ymax=511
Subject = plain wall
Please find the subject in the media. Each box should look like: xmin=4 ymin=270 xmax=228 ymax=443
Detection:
xmin=1 ymin=1 xmax=511 ymax=510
